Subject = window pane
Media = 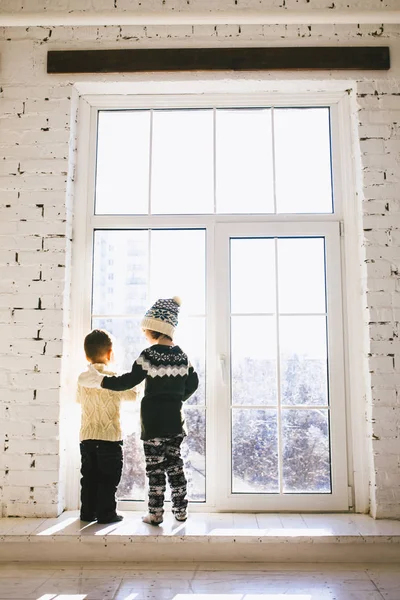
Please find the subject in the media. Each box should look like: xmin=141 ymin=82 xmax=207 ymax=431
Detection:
xmin=230 ymin=238 xmax=275 ymax=314
xmin=183 ymin=408 xmax=206 ymax=502
xmin=232 ymin=409 xmax=279 ymax=493
xmin=274 ymin=108 xmax=333 ymax=214
xmin=278 ymin=237 xmax=326 ymax=314
xmin=150 ymin=229 xmax=205 ymax=314
xmin=231 ymin=316 xmax=277 ymax=406
xmin=175 ymin=317 xmax=205 ymax=406
xmin=280 ymin=315 xmax=328 ymax=406
xmin=95 ymin=111 xmax=150 ymax=215
xmin=282 ymin=409 xmax=331 ymax=493
xmin=91 ymin=226 xmax=207 ymax=502
xmin=151 ymin=110 xmax=214 ymax=214
xmin=93 ymin=231 xmax=148 ymax=316
xmin=117 ymin=428 xmax=146 ymax=501
xmin=216 ymin=109 xmax=274 ymax=213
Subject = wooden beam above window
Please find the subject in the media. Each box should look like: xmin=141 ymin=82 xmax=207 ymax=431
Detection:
xmin=47 ymin=46 xmax=390 ymax=74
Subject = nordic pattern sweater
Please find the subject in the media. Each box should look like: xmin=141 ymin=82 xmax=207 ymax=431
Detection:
xmin=77 ymin=363 xmax=138 ymax=442
xmin=101 ymin=345 xmax=199 ymax=441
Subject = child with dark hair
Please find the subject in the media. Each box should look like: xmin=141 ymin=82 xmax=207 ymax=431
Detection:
xmin=77 ymin=329 xmax=138 ymax=524
xmin=79 ymin=297 xmax=199 ymax=525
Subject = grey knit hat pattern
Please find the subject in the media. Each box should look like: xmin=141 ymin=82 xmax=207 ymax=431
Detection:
xmin=141 ymin=296 xmax=182 ymax=338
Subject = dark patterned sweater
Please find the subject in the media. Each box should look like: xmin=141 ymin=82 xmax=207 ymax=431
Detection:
xmin=101 ymin=344 xmax=199 ymax=440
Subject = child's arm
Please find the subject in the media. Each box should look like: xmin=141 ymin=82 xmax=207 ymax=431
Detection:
xmin=183 ymin=363 xmax=199 ymax=402
xmin=78 ymin=354 xmax=147 ymax=391
xmin=101 ymin=354 xmax=147 ymax=392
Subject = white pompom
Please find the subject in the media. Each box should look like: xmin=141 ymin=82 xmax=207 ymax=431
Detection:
xmin=172 ymin=296 xmax=182 ymax=306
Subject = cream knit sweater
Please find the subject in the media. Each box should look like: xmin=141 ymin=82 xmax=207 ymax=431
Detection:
xmin=77 ymin=363 xmax=138 ymax=442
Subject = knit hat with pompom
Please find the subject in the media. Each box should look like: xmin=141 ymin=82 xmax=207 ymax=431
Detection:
xmin=141 ymin=296 xmax=181 ymax=338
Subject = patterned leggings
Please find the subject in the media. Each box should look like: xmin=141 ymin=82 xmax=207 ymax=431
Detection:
xmin=143 ymin=434 xmax=188 ymax=518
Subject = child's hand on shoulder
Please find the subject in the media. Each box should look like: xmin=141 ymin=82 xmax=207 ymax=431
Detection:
xmin=78 ymin=364 xmax=104 ymax=389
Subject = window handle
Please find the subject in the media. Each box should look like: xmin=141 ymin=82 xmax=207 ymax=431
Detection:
xmin=219 ymin=353 xmax=227 ymax=384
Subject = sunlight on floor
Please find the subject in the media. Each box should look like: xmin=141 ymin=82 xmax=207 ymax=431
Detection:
xmin=172 ymin=595 xmax=313 ymax=599
xmin=36 ymin=595 xmax=313 ymax=600
xmin=37 ymin=518 xmax=80 ymax=536
xmin=1 ymin=561 xmax=398 ymax=600
xmin=208 ymin=528 xmax=330 ymax=537
xmin=37 ymin=595 xmax=88 ymax=600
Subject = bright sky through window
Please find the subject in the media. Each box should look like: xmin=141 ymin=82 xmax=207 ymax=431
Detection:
xmin=95 ymin=108 xmax=332 ymax=216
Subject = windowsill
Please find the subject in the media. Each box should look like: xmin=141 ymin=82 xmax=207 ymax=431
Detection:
xmin=1 ymin=511 xmax=400 ymax=540
xmin=1 ymin=512 xmax=399 ymax=564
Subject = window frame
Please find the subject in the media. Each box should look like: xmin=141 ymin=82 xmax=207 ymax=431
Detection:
xmin=67 ymin=89 xmax=364 ymax=513
xmin=215 ymin=221 xmax=347 ymax=511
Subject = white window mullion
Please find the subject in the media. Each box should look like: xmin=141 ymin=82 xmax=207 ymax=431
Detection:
xmin=274 ymin=237 xmax=284 ymax=495
xmin=271 ymin=105 xmax=277 ymax=215
xmin=147 ymin=229 xmax=152 ymax=305
xmin=205 ymin=222 xmax=218 ymax=509
xmin=213 ymin=107 xmax=217 ymax=215
xmin=148 ymin=109 xmax=153 ymax=215
xmin=324 ymin=223 xmax=349 ymax=509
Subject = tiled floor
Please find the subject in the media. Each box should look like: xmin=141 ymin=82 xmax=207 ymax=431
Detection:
xmin=1 ymin=511 xmax=400 ymax=538
xmin=0 ymin=561 xmax=399 ymax=600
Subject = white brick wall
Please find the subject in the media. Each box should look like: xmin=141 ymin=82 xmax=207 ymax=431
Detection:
xmin=0 ymin=0 xmax=400 ymax=12
xmin=0 ymin=1 xmax=399 ymax=518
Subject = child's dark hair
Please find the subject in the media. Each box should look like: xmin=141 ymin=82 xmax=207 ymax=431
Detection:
xmin=84 ymin=329 xmax=113 ymax=362
xmin=147 ymin=330 xmax=173 ymax=342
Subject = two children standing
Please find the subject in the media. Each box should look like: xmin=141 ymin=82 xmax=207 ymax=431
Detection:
xmin=77 ymin=296 xmax=199 ymax=525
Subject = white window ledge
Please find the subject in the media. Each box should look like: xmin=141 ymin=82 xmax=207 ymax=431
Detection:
xmin=0 ymin=512 xmax=399 ymax=563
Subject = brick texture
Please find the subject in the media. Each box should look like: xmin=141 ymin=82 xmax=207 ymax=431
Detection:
xmin=0 ymin=0 xmax=400 ymax=12
xmin=0 ymin=2 xmax=399 ymax=518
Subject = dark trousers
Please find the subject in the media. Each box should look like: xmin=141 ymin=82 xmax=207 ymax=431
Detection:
xmin=143 ymin=434 xmax=188 ymax=517
xmin=80 ymin=439 xmax=123 ymax=521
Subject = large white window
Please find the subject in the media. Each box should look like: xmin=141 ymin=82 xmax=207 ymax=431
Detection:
xmin=71 ymin=93 xmax=349 ymax=511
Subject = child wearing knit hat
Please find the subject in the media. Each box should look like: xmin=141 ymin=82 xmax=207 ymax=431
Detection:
xmin=79 ymin=296 xmax=199 ymax=525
